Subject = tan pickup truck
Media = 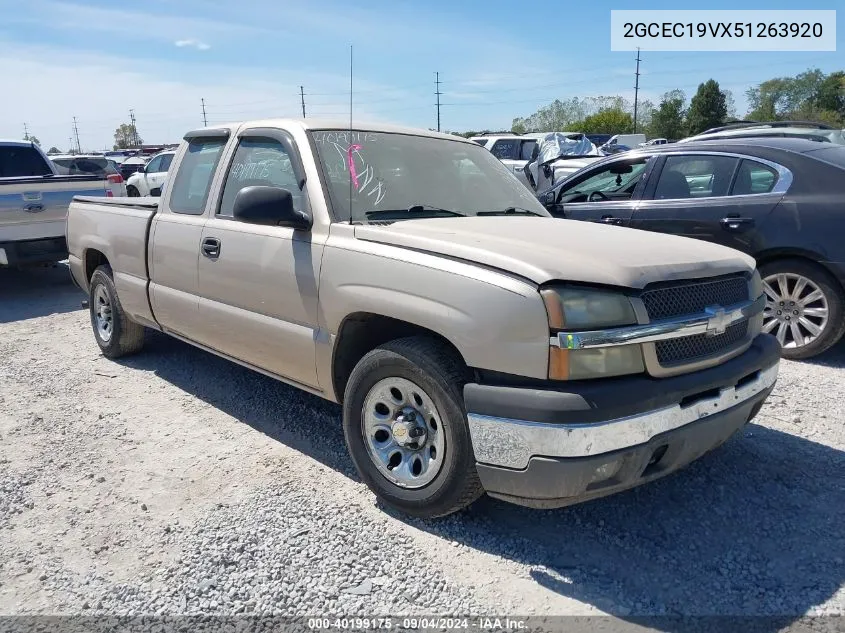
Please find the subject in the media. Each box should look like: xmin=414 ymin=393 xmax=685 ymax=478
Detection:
xmin=66 ymin=119 xmax=781 ymax=518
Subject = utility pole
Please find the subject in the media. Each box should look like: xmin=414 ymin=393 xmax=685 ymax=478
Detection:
xmin=68 ymin=137 xmax=74 ymax=154
xmin=23 ymin=123 xmax=29 ymax=141
xmin=633 ymin=47 xmax=641 ymax=134
xmin=201 ymin=98 xmax=208 ymax=126
xmin=434 ymin=71 xmax=442 ymax=132
xmin=72 ymin=117 xmax=81 ymax=153
xmin=300 ymin=86 xmax=306 ymax=118
xmin=129 ymin=109 xmax=138 ymax=146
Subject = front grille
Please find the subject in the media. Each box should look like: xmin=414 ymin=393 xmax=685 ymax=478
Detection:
xmin=641 ymin=275 xmax=748 ymax=321
xmin=656 ymin=320 xmax=748 ymax=365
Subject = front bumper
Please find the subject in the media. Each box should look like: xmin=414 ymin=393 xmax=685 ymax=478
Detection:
xmin=464 ymin=333 xmax=780 ymax=509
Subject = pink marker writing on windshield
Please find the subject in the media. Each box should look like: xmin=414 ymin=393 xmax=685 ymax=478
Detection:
xmin=347 ymin=144 xmax=362 ymax=189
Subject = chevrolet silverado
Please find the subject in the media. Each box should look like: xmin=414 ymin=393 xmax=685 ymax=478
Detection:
xmin=66 ymin=119 xmax=780 ymax=518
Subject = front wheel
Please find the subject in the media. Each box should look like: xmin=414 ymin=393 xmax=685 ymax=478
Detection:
xmin=342 ymin=337 xmax=483 ymax=518
xmin=126 ymin=186 xmax=140 ymax=197
xmin=760 ymin=259 xmax=845 ymax=360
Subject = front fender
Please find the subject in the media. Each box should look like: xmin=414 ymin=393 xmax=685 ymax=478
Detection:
xmin=318 ymin=236 xmax=551 ymax=389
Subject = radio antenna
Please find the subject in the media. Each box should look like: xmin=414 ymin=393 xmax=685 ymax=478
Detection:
xmin=348 ymin=44 xmax=353 ymax=225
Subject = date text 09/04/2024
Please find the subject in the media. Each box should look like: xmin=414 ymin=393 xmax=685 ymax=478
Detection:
xmin=307 ymin=617 xmax=528 ymax=630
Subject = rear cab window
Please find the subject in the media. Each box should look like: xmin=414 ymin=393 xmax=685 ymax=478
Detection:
xmin=0 ymin=145 xmax=53 ymax=177
xmin=168 ymin=139 xmax=227 ymax=215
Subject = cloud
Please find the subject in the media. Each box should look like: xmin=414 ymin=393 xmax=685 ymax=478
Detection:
xmin=175 ymin=39 xmax=211 ymax=51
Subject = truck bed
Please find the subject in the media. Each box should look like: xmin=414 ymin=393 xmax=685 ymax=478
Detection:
xmin=67 ymin=196 xmax=159 ymax=322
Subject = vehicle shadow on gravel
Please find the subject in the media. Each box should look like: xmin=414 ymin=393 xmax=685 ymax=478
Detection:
xmin=0 ymin=263 xmax=83 ymax=323
xmin=118 ymin=332 xmax=843 ymax=628
xmin=800 ymin=338 xmax=845 ymax=370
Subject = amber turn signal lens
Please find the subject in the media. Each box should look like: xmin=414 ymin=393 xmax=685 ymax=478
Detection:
xmin=548 ymin=347 xmax=570 ymax=380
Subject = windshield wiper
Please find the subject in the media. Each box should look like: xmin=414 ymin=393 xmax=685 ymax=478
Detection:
xmin=477 ymin=207 xmax=544 ymax=217
xmin=365 ymin=205 xmax=466 ymax=220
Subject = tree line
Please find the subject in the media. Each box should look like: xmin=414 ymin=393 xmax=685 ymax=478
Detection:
xmin=456 ymin=67 xmax=844 ymax=141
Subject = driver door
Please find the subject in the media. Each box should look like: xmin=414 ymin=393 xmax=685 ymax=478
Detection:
xmin=544 ymin=154 xmax=657 ymax=226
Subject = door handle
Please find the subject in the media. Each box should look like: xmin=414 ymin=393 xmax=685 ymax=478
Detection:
xmin=201 ymin=237 xmax=221 ymax=258
xmin=599 ymin=215 xmax=624 ymax=226
xmin=720 ymin=217 xmax=755 ymax=231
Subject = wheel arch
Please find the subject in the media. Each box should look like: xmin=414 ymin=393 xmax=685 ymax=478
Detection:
xmin=330 ymin=312 xmax=468 ymax=404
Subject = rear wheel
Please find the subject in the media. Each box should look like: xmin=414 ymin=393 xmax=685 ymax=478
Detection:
xmin=342 ymin=337 xmax=483 ymax=518
xmin=760 ymin=259 xmax=845 ymax=360
xmin=89 ymin=265 xmax=145 ymax=358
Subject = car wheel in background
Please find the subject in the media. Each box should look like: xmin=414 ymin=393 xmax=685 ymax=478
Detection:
xmin=760 ymin=259 xmax=845 ymax=360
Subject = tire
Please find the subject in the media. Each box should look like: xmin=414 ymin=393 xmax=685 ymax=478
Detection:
xmin=88 ymin=265 xmax=145 ymax=358
xmin=759 ymin=258 xmax=845 ymax=360
xmin=127 ymin=186 xmax=140 ymax=197
xmin=342 ymin=336 xmax=484 ymax=519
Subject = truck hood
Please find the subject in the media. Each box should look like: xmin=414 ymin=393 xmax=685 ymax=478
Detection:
xmin=353 ymin=217 xmax=755 ymax=289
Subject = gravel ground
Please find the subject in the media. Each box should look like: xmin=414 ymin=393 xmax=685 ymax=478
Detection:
xmin=1 ymin=264 xmax=844 ymax=630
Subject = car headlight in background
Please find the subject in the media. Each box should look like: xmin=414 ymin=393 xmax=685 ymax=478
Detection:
xmin=541 ymin=286 xmax=644 ymax=380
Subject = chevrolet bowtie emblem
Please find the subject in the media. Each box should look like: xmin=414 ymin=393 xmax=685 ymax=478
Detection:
xmin=704 ymin=305 xmax=733 ymax=336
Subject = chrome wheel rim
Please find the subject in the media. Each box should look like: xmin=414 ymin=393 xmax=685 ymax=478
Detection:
xmin=93 ymin=285 xmax=114 ymax=343
xmin=362 ymin=377 xmax=445 ymax=489
xmin=762 ymin=272 xmax=829 ymax=349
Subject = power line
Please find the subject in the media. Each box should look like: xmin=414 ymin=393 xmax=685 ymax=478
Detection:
xmin=72 ymin=117 xmax=81 ymax=153
xmin=633 ymin=47 xmax=641 ymax=133
xmin=300 ymin=86 xmax=306 ymax=118
xmin=201 ymin=98 xmax=208 ymax=126
xmin=435 ymin=71 xmax=442 ymax=132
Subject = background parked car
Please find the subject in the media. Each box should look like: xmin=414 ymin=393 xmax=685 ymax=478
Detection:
xmin=678 ymin=121 xmax=845 ymax=146
xmin=125 ymin=150 xmax=175 ymax=196
xmin=470 ymin=133 xmax=542 ymax=188
xmin=536 ymin=137 xmax=845 ymax=359
xmin=118 ymin=156 xmax=148 ymax=182
xmin=49 ymin=154 xmax=127 ymax=196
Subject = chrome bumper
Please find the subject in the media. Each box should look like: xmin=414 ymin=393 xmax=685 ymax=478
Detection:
xmin=468 ymin=362 xmax=778 ymax=470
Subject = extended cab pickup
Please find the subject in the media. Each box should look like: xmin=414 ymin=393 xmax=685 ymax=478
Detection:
xmin=66 ymin=119 xmax=780 ymax=518
xmin=0 ymin=140 xmax=123 ymax=267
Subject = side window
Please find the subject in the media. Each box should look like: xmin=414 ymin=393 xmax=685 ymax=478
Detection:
xmin=490 ymin=139 xmax=519 ymax=160
xmin=159 ymin=153 xmax=174 ymax=172
xmin=558 ymin=158 xmax=650 ymax=203
xmin=520 ymin=140 xmax=538 ymax=161
xmin=218 ymin=137 xmax=301 ymax=217
xmin=654 ymin=155 xmax=739 ymax=200
xmin=732 ymin=159 xmax=778 ymax=195
xmin=168 ymin=138 xmax=227 ymax=215
xmin=145 ymin=155 xmax=163 ymax=173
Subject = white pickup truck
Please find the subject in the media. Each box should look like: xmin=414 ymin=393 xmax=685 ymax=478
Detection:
xmin=66 ymin=119 xmax=780 ymax=518
xmin=0 ymin=140 xmax=123 ymax=267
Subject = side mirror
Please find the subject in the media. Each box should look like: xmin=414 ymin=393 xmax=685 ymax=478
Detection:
xmin=232 ymin=185 xmax=311 ymax=230
xmin=136 ymin=165 xmax=146 ymax=173
xmin=540 ymin=190 xmax=556 ymax=206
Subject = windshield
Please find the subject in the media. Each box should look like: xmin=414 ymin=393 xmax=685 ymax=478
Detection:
xmin=309 ymin=130 xmax=549 ymax=223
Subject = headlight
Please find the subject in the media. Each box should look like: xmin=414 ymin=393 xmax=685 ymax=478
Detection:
xmin=541 ymin=286 xmax=643 ymax=380
xmin=549 ymin=345 xmax=644 ymax=380
xmin=540 ymin=286 xmax=637 ymax=330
